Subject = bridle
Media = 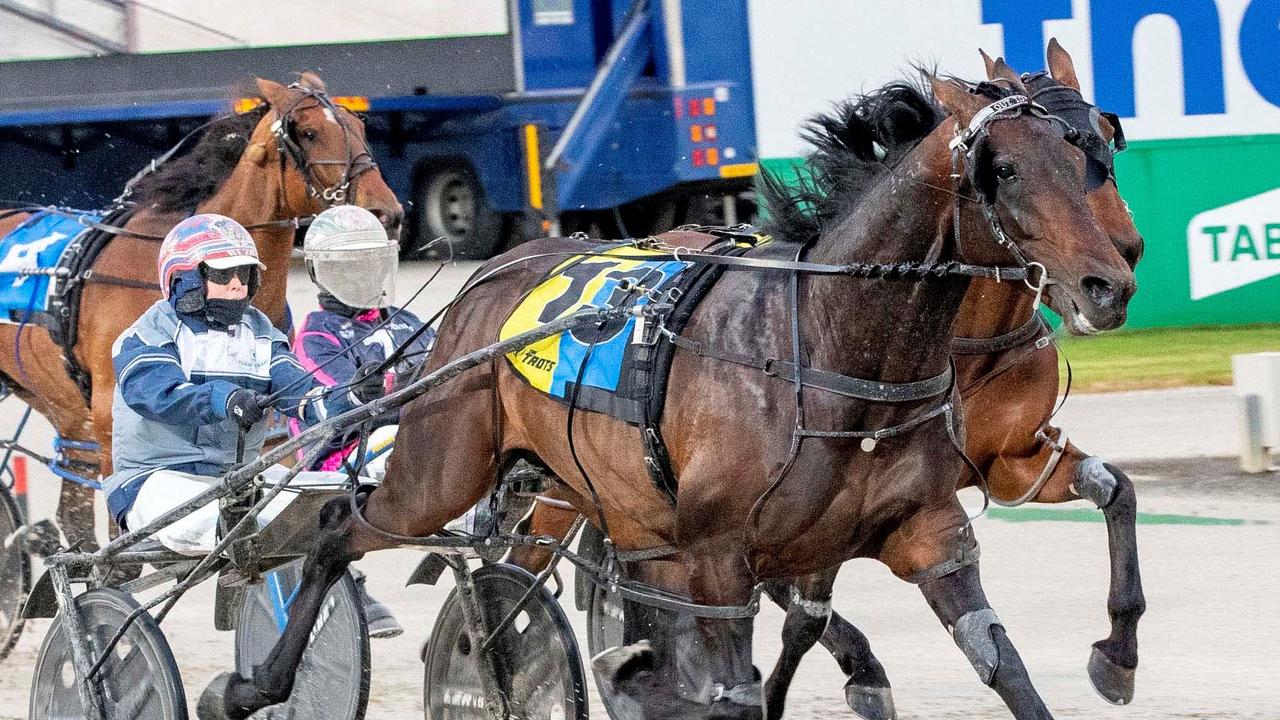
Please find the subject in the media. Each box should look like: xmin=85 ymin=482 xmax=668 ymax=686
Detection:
xmin=943 ymin=83 xmax=1127 ymax=508
xmin=269 ymin=84 xmax=379 ymax=206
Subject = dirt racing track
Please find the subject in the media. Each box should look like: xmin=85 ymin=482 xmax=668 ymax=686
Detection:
xmin=1 ymin=262 xmax=1277 ymax=719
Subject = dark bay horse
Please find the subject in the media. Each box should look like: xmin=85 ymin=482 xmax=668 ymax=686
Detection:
xmin=753 ymin=43 xmax=1148 ymax=720
xmin=199 ymin=62 xmax=1135 ymax=720
xmin=0 ymin=73 xmax=402 ymax=551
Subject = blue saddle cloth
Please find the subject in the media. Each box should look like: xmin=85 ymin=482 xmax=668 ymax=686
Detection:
xmin=0 ymin=210 xmax=101 ymax=321
xmin=500 ymin=244 xmax=693 ymax=422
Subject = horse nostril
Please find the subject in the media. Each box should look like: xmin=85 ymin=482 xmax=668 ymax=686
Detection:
xmin=1080 ymin=275 xmax=1117 ymax=308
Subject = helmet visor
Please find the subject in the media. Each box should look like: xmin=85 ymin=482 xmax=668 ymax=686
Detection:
xmin=307 ymin=244 xmax=398 ymax=308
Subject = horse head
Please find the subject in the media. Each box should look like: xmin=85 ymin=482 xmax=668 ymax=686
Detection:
xmin=244 ymin=73 xmax=404 ymax=239
xmin=930 ymin=60 xmax=1136 ymax=334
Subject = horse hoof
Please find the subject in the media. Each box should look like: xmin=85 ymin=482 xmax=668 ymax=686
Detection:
xmin=196 ymin=672 xmax=240 ymax=720
xmin=1087 ymin=646 xmax=1136 ymax=705
xmin=591 ymin=640 xmax=654 ymax=686
xmin=844 ymin=682 xmax=897 ymax=720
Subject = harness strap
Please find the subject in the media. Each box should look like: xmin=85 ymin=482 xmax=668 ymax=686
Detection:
xmin=613 ymin=579 xmax=762 ymax=619
xmin=951 ymin=314 xmax=1046 ymax=354
xmin=82 ymin=271 xmax=162 ymax=291
xmin=663 ymin=330 xmax=953 ymax=403
xmin=795 ymin=401 xmax=953 ymax=441
xmin=991 ymin=426 xmax=1068 ymax=508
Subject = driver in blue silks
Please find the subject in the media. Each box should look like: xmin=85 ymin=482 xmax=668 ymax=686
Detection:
xmin=101 ymin=213 xmax=402 ymax=637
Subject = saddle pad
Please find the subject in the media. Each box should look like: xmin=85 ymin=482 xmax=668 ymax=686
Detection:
xmin=0 ymin=210 xmax=101 ymax=322
xmin=500 ymin=244 xmax=693 ymax=422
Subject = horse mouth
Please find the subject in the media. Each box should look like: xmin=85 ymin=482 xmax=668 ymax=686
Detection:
xmin=1067 ymin=300 xmax=1102 ymax=335
xmin=1046 ymin=286 xmax=1104 ymax=336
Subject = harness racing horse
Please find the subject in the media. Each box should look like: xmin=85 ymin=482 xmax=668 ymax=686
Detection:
xmin=754 ymin=44 xmax=1147 ymax=719
xmin=510 ymin=42 xmax=1148 ymax=719
xmin=0 ymin=73 xmax=402 ymax=553
xmin=198 ymin=62 xmax=1135 ymax=720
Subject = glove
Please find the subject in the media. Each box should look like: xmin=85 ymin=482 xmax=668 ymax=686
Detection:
xmin=351 ymin=364 xmax=387 ymax=404
xmin=226 ymin=388 xmax=267 ymax=428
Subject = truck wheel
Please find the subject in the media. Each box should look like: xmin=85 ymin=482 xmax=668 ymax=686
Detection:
xmin=414 ymin=166 xmax=503 ymax=260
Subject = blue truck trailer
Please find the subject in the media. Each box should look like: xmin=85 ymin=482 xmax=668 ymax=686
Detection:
xmin=0 ymin=0 xmax=758 ymax=257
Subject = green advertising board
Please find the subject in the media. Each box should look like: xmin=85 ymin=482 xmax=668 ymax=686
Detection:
xmin=1116 ymin=134 xmax=1280 ymax=328
xmin=747 ymin=1 xmax=1280 ymax=330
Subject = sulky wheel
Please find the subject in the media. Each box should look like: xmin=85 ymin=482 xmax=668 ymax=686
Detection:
xmin=29 ymin=587 xmax=186 ymax=719
xmin=423 ymin=563 xmax=586 ymax=720
xmin=235 ymin=559 xmax=370 ymax=720
xmin=0 ymin=482 xmax=31 ymax=662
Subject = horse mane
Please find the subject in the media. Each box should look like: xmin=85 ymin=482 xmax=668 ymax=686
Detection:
xmin=126 ymin=103 xmax=271 ymax=213
xmin=761 ymin=76 xmax=1017 ymax=245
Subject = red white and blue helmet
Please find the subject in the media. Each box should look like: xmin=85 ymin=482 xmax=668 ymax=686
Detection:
xmin=157 ymin=214 xmax=265 ymax=299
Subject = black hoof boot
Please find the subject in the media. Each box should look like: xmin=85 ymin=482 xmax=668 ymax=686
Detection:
xmin=196 ymin=672 xmax=238 ymax=720
xmin=198 ymin=672 xmax=268 ymax=720
xmin=592 ymin=640 xmax=654 ymax=687
xmin=1088 ymin=645 xmax=1136 ymax=706
xmin=844 ymin=680 xmax=897 ymax=720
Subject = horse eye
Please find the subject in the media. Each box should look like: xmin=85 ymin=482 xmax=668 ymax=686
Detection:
xmin=993 ymin=163 xmax=1018 ymax=181
xmin=302 ymin=129 xmax=318 ymax=142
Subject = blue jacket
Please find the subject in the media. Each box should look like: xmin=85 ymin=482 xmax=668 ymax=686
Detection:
xmin=104 ymin=299 xmax=357 ymax=524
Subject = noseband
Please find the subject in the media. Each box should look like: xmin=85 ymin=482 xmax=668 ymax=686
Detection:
xmin=269 ymin=85 xmax=378 ymax=205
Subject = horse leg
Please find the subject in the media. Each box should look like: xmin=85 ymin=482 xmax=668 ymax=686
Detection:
xmin=990 ymin=434 xmax=1145 ymax=704
xmin=54 ymin=410 xmax=101 ymax=553
xmin=199 ymin=494 xmax=370 ymax=720
xmin=763 ymin=571 xmax=895 ymax=720
xmin=920 ymin=563 xmax=1053 ymax=719
xmin=197 ymin=384 xmax=503 ymax=720
xmin=506 ymin=485 xmax=580 ymax=572
xmin=1076 ymin=458 xmax=1144 ymax=705
xmin=594 ymin=556 xmax=763 ymax=719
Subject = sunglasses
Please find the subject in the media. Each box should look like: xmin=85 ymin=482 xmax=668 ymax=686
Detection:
xmin=203 ymin=265 xmax=256 ymax=285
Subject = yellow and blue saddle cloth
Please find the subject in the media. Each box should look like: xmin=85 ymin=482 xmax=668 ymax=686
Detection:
xmin=501 ymin=244 xmax=691 ymax=421
xmin=0 ymin=210 xmax=101 ymax=322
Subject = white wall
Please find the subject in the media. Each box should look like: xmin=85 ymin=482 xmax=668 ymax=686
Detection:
xmin=0 ymin=0 xmax=508 ymax=60
xmin=748 ymin=0 xmax=1280 ymax=157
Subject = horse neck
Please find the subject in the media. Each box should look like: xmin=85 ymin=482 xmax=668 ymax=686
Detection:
xmin=197 ymin=159 xmax=304 ymax=329
xmin=802 ymin=129 xmax=969 ymax=384
xmin=954 ymin=276 xmax=1037 ymax=340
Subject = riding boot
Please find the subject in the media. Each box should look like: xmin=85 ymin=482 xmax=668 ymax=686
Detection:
xmin=349 ymin=567 xmax=403 ymax=639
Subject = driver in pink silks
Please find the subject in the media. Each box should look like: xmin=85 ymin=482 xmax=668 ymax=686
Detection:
xmin=293 ymin=206 xmax=491 ymax=539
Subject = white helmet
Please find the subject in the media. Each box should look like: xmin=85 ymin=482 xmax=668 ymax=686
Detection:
xmin=303 ymin=206 xmax=398 ymax=309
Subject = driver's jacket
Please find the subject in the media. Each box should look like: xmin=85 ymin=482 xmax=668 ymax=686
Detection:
xmin=103 ymin=301 xmax=357 ymax=524
xmin=294 ymin=305 xmax=435 ymax=469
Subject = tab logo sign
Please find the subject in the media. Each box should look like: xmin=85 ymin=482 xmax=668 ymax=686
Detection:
xmin=1187 ymin=187 xmax=1280 ymax=300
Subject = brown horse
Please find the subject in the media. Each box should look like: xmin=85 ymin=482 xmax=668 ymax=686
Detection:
xmin=0 ymin=73 xmax=402 ymax=552
xmin=752 ymin=44 xmax=1147 ymax=720
xmin=199 ymin=62 xmax=1135 ymax=720
xmin=514 ymin=41 xmax=1148 ymax=720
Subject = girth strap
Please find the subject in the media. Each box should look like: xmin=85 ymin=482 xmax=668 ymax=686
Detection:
xmin=663 ymin=330 xmax=952 ymax=403
xmin=951 ymin=315 xmax=1046 ymax=355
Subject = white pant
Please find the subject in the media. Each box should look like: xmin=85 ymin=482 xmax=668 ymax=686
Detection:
xmin=125 ymin=467 xmax=352 ymax=555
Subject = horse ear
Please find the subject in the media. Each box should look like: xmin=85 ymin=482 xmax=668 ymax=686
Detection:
xmin=254 ymin=77 xmax=291 ymax=108
xmin=296 ymin=71 xmax=328 ymax=94
xmin=979 ymin=49 xmax=997 ymax=80
xmin=929 ymin=76 xmax=984 ymax=125
xmin=989 ymin=57 xmax=1027 ymax=93
xmin=1046 ymin=37 xmax=1082 ymax=91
